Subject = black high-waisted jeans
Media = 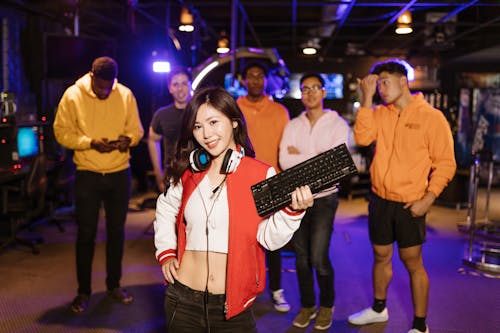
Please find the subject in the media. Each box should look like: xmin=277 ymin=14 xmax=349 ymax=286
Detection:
xmin=165 ymin=280 xmax=257 ymax=333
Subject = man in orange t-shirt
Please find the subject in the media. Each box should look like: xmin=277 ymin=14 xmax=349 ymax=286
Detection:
xmin=237 ymin=61 xmax=290 ymax=312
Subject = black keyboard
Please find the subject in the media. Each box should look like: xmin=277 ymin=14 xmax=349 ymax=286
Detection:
xmin=251 ymin=143 xmax=357 ymax=217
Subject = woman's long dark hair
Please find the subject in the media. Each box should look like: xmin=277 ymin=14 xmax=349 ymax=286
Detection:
xmin=167 ymin=86 xmax=255 ymax=185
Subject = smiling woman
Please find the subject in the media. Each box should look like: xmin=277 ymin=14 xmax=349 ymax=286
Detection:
xmin=153 ymin=86 xmax=314 ymax=332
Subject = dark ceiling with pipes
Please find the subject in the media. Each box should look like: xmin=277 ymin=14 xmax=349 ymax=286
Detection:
xmin=4 ymin=0 xmax=500 ymax=66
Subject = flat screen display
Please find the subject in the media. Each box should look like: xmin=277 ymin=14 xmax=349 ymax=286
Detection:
xmin=223 ymin=72 xmax=344 ymax=100
xmin=224 ymin=72 xmax=288 ymax=99
xmin=287 ymin=73 xmax=344 ymax=99
xmin=224 ymin=74 xmax=248 ymax=98
xmin=17 ymin=126 xmax=39 ymax=158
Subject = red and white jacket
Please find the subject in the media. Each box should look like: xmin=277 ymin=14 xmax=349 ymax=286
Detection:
xmin=154 ymin=156 xmax=305 ymax=319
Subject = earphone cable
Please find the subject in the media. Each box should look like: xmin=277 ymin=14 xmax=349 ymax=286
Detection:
xmin=197 ymin=177 xmax=226 ymax=333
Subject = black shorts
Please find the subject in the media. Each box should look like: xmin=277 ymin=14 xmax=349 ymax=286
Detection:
xmin=368 ymin=193 xmax=426 ymax=248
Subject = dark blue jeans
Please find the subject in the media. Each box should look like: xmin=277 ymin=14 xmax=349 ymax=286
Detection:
xmin=165 ymin=280 xmax=257 ymax=333
xmin=74 ymin=169 xmax=131 ymax=295
xmin=293 ymin=193 xmax=338 ymax=308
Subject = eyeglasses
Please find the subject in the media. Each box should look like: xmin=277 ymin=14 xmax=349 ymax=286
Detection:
xmin=300 ymin=85 xmax=323 ymax=94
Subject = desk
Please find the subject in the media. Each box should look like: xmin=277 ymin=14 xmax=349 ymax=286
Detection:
xmin=0 ymin=167 xmax=30 ymax=215
xmin=0 ymin=158 xmax=58 ymax=214
xmin=0 ymin=167 xmax=29 ymax=184
xmin=0 ymin=156 xmax=55 ymax=253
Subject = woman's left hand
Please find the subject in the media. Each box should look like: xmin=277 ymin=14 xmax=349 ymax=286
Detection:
xmin=289 ymin=185 xmax=314 ymax=211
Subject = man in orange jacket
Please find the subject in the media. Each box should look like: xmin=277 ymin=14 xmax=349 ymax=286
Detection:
xmin=349 ymin=59 xmax=456 ymax=333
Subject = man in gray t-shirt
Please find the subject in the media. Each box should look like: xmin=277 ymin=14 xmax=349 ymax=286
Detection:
xmin=147 ymin=67 xmax=191 ymax=192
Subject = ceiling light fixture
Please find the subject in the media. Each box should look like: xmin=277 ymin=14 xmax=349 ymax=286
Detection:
xmin=179 ymin=6 xmax=194 ymax=32
xmin=152 ymin=61 xmax=171 ymax=73
xmin=302 ymin=47 xmax=317 ymax=55
xmin=216 ymin=31 xmax=230 ymax=54
xmin=302 ymin=38 xmax=320 ymax=55
xmin=396 ymin=10 xmax=413 ymax=34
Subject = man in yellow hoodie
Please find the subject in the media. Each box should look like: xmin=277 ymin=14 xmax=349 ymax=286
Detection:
xmin=348 ymin=59 xmax=456 ymax=333
xmin=54 ymin=57 xmax=144 ymax=313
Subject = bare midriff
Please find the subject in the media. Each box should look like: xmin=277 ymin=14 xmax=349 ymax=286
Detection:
xmin=177 ymin=250 xmax=228 ymax=294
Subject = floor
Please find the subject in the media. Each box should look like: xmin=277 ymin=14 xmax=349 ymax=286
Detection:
xmin=0 ymin=189 xmax=498 ymax=333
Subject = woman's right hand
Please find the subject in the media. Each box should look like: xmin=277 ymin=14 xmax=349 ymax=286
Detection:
xmin=161 ymin=258 xmax=180 ymax=284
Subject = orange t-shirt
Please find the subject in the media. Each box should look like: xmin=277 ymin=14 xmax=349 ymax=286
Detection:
xmin=237 ymin=95 xmax=289 ymax=172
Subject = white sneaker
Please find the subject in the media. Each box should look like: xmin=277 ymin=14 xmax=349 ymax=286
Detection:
xmin=348 ymin=307 xmax=389 ymax=325
xmin=271 ymin=289 xmax=291 ymax=312
xmin=408 ymin=327 xmax=429 ymax=333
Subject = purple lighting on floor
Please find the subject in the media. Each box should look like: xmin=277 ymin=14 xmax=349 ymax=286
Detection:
xmin=152 ymin=61 xmax=171 ymax=73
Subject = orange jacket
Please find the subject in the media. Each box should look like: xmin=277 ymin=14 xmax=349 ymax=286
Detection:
xmin=354 ymin=93 xmax=456 ymax=202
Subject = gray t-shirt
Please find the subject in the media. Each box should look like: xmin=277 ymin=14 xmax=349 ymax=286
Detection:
xmin=150 ymin=104 xmax=184 ymax=168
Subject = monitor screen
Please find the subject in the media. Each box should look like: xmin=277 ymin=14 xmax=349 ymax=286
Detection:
xmin=224 ymin=72 xmax=289 ymax=99
xmin=223 ymin=72 xmax=343 ymax=100
xmin=224 ymin=74 xmax=248 ymax=98
xmin=17 ymin=126 xmax=39 ymax=158
xmin=287 ymin=73 xmax=344 ymax=99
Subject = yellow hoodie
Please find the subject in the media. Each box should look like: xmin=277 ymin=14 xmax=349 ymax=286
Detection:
xmin=354 ymin=93 xmax=456 ymax=203
xmin=54 ymin=73 xmax=144 ymax=173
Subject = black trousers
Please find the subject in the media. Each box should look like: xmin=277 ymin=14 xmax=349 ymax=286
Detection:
xmin=165 ymin=280 xmax=257 ymax=333
xmin=294 ymin=194 xmax=338 ymax=308
xmin=74 ymin=169 xmax=131 ymax=295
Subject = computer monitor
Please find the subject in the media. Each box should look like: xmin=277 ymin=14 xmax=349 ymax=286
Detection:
xmin=223 ymin=72 xmax=288 ymax=99
xmin=17 ymin=126 xmax=40 ymax=159
xmin=286 ymin=73 xmax=344 ymax=100
xmin=224 ymin=74 xmax=248 ymax=98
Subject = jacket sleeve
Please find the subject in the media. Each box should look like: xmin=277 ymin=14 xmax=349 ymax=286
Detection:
xmin=256 ymin=167 xmax=305 ymax=251
xmin=53 ymin=90 xmax=93 ymax=150
xmin=154 ymin=180 xmax=183 ymax=265
xmin=123 ymin=91 xmax=144 ymax=146
xmin=427 ymin=112 xmax=457 ymax=197
xmin=353 ymin=106 xmax=378 ymax=146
